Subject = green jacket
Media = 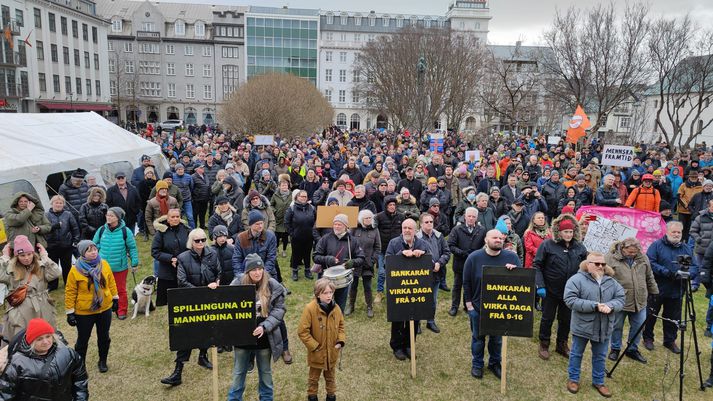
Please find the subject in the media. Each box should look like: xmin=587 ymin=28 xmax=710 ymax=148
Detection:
xmin=605 ymin=241 xmax=659 ymax=313
xmin=270 ymin=191 xmax=292 ymax=233
xmin=3 ymin=192 xmax=51 ymax=248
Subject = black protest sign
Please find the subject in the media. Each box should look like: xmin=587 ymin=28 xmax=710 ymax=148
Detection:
xmin=168 ymin=285 xmax=256 ymax=351
xmin=479 ymin=266 xmax=536 ymax=338
xmin=385 ymin=254 xmax=434 ymax=322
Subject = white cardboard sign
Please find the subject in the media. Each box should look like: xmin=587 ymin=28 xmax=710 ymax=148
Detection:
xmin=600 ymin=145 xmax=635 ymax=167
xmin=583 ymin=216 xmax=638 ymax=254
xmin=254 ymin=135 xmax=274 ymax=146
xmin=547 ymin=136 xmax=561 ymax=145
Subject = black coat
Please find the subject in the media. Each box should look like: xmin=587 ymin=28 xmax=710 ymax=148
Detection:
xmin=284 ymin=202 xmax=319 ymax=242
xmin=313 ymin=231 xmax=365 ymax=269
xmin=397 ymin=178 xmax=424 ymax=200
xmin=347 ymin=196 xmax=377 ymax=214
xmin=0 ymin=335 xmax=88 ymax=401
xmin=533 ymin=239 xmax=588 ymax=298
xmin=211 ymin=242 xmax=235 ymax=285
xmin=58 ymin=180 xmax=89 ymax=222
xmin=375 ymin=210 xmax=405 ymax=254
xmin=447 ymin=223 xmax=486 ymax=273
xmin=311 ymin=187 xmax=330 ymax=206
xmin=78 ymin=201 xmax=107 ymax=240
xmin=105 ymin=184 xmax=141 ymax=230
xmin=207 ymin=210 xmax=242 ymax=240
xmin=177 ymin=247 xmax=221 ymax=287
xmin=45 ymin=209 xmax=80 ymax=249
xmin=192 ymin=173 xmax=211 ymax=202
xmin=151 ymin=223 xmax=190 ymax=281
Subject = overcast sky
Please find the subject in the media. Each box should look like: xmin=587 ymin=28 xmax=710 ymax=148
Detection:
xmin=163 ymin=0 xmax=713 ymax=45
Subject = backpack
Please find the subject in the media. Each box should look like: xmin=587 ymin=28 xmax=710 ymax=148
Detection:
xmin=96 ymin=225 xmax=130 ymax=256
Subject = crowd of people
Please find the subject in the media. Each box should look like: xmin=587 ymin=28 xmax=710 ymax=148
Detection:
xmin=1 ymin=124 xmax=713 ymax=400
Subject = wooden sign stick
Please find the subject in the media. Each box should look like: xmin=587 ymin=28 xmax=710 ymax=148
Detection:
xmin=409 ymin=320 xmax=416 ymax=379
xmin=212 ymin=346 xmax=219 ymax=401
xmin=501 ymin=336 xmax=508 ymax=394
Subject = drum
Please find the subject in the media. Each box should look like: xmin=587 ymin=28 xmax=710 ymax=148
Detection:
xmin=323 ymin=264 xmax=354 ymax=289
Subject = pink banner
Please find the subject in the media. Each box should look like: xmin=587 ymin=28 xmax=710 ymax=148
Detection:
xmin=575 ymin=206 xmax=667 ymax=252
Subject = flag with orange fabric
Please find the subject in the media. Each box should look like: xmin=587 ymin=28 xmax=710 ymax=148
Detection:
xmin=4 ymin=25 xmax=12 ymax=49
xmin=565 ymin=105 xmax=590 ymax=144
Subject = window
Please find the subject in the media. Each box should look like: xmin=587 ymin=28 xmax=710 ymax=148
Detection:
xmin=15 ymin=9 xmax=23 ymax=27
xmin=139 ymin=43 xmax=159 ymax=54
xmin=53 ymin=74 xmax=60 ymax=92
xmin=339 ymin=52 xmax=347 ymax=63
xmin=326 ymin=14 xmax=333 ymax=25
xmin=76 ymin=78 xmax=82 ymax=94
xmin=126 ymin=81 xmax=134 ymax=96
xmin=59 ymin=17 xmax=67 ymax=35
xmin=339 ymin=69 xmax=346 ymax=82
xmin=195 ymin=21 xmax=205 ymax=37
xmin=325 ymin=51 xmax=332 ymax=62
xmin=203 ymin=64 xmax=212 ymax=78
xmin=71 ymin=20 xmax=77 ymax=38
xmin=65 ymin=76 xmax=72 ymax=93
xmin=340 ymin=14 xmax=347 ymax=25
xmin=167 ymin=83 xmax=176 ymax=97
xmin=50 ymin=44 xmax=57 ymax=62
xmin=141 ymin=22 xmax=155 ymax=31
xmin=352 ymin=92 xmax=360 ymax=103
xmin=93 ymin=53 xmax=99 ymax=70
xmin=424 ymin=18 xmax=431 ymax=28
xmin=619 ymin=117 xmax=631 ymax=129
xmin=110 ymin=80 xmax=116 ymax=96
xmin=368 ymin=34 xmax=375 ymax=42
xmin=140 ymin=81 xmax=161 ymax=97
xmin=82 ymin=24 xmax=88 ymax=41
xmin=111 ymin=19 xmax=122 ymax=32
xmin=166 ymin=62 xmax=175 ymax=75
xmin=397 ymin=18 xmax=403 ymax=28
xmin=222 ymin=46 xmax=239 ymax=58
xmin=203 ymin=84 xmax=212 ymax=99
xmin=324 ymin=89 xmax=332 ymax=102
xmin=369 ymin=15 xmax=376 ymax=26
xmin=108 ymin=41 xmax=113 ymax=51
xmin=92 ymin=27 xmax=97 ymax=43
xmin=73 ymin=49 xmax=79 ymax=65
xmin=336 ymin=113 xmax=347 ymax=126
xmin=186 ymin=84 xmax=194 ymax=98
xmin=340 ymin=33 xmax=347 ymax=42
xmin=86 ymin=79 xmax=91 ymax=95
xmin=325 ymin=69 xmax=332 ymax=82
xmin=62 ymin=46 xmax=69 ymax=64
xmin=95 ymin=80 xmax=100 ymax=96
xmin=38 ymin=73 xmax=46 ymax=91
xmin=222 ymin=65 xmax=239 ymax=98
xmin=139 ymin=61 xmax=160 ymax=75
xmin=48 ymin=13 xmax=55 ymax=32
xmin=108 ymin=58 xmax=116 ymax=73
xmin=123 ymin=42 xmax=133 ymax=52
xmin=202 ymin=46 xmax=212 ymax=57
xmin=185 ymin=63 xmax=194 ymax=76
xmin=339 ymin=90 xmax=345 ymax=103
xmin=125 ymin=60 xmax=134 ymax=73
xmin=184 ymin=45 xmax=193 ymax=56
xmin=355 ymin=16 xmax=362 ymax=26
xmin=325 ymin=32 xmax=333 ymax=41
xmin=84 ymin=51 xmax=89 ymax=68
xmin=175 ymin=20 xmax=185 ymax=36
xmin=33 ymin=8 xmax=41 ymax=28
xmin=353 ymin=70 xmax=360 ymax=83
xmin=354 ymin=33 xmax=361 ymax=42
xmin=36 ymin=41 xmax=44 ymax=60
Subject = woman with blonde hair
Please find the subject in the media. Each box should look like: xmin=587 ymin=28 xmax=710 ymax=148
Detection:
xmin=0 ymin=236 xmax=61 ymax=342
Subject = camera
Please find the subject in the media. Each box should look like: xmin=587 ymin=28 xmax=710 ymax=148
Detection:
xmin=676 ymin=255 xmax=692 ymax=270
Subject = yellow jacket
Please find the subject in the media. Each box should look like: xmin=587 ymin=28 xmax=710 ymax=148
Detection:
xmin=64 ymin=260 xmax=118 ymax=315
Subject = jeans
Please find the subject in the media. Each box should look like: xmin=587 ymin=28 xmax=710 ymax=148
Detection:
xmin=706 ymin=296 xmax=713 ymax=331
xmin=610 ymin=308 xmax=647 ymax=352
xmin=568 ymin=335 xmax=609 ymax=386
xmin=377 ymin=254 xmax=386 ymax=293
xmin=182 ymin=200 xmax=195 ymax=229
xmin=428 ymin=278 xmax=439 ymax=325
xmin=228 ymin=348 xmax=273 ymax=401
xmin=468 ymin=308 xmax=502 ymax=369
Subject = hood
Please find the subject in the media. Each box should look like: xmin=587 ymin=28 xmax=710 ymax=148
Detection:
xmin=396 ymin=194 xmax=416 ymax=205
xmin=223 ymin=176 xmax=240 ymax=190
xmin=461 ymin=186 xmax=475 ymax=197
xmin=608 ymin=240 xmax=647 ymax=263
xmin=10 ymin=192 xmax=44 ymax=211
xmin=87 ymin=186 xmax=106 ymax=203
xmin=550 ymin=214 xmax=581 ymax=242
xmin=243 ymin=193 xmax=271 ymax=210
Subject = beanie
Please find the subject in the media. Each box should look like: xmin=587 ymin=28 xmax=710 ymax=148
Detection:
xmin=327 ymin=197 xmax=339 ymax=205
xmin=333 ymin=213 xmax=349 ymax=227
xmin=247 ymin=189 xmax=260 ymax=201
xmin=248 ymin=210 xmax=265 ymax=226
xmin=495 ymin=217 xmax=509 ymax=235
xmin=429 ymin=197 xmax=440 ymax=207
xmin=163 ymin=171 xmax=173 ymax=180
xmin=25 ymin=318 xmax=55 ymax=344
xmin=154 ymin=180 xmax=169 ymax=191
xmin=244 ymin=253 xmax=265 ymax=273
xmin=108 ymin=206 xmax=125 ymax=221
xmin=558 ymin=219 xmax=575 ymax=231
xmin=384 ymin=195 xmax=397 ymax=206
xmin=215 ymin=195 xmax=229 ymax=205
xmin=76 ymin=240 xmax=96 ymax=257
xmin=561 ymin=205 xmax=575 ymax=215
xmin=12 ymin=235 xmax=34 ymax=256
xmin=212 ymin=225 xmax=229 ymax=238
xmin=427 ymin=177 xmax=437 ymax=185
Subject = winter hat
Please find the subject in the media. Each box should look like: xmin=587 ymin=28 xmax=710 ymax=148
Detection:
xmin=333 ymin=213 xmax=349 ymax=227
xmin=155 ymin=180 xmax=169 ymax=191
xmin=327 ymin=197 xmax=339 ymax=205
xmin=660 ymin=200 xmax=672 ymax=212
xmin=489 ymin=186 xmax=500 ymax=194
xmin=429 ymin=197 xmax=440 ymax=207
xmin=25 ymin=318 xmax=55 ymax=344
xmin=225 ymin=163 xmax=234 ymax=169
xmin=71 ymin=168 xmax=87 ymax=179
xmin=495 ymin=217 xmax=509 ymax=235
xmin=76 ymin=240 xmax=96 ymax=257
xmin=248 ymin=189 xmax=260 ymax=201
xmin=12 ymin=235 xmax=34 ymax=256
xmin=248 ymin=210 xmax=265 ymax=226
xmin=561 ymin=205 xmax=575 ymax=215
xmin=212 ymin=225 xmax=229 ymax=238
xmin=558 ymin=219 xmax=575 ymax=231
xmin=703 ymin=179 xmax=713 ymax=187
xmin=427 ymin=177 xmax=437 ymax=185
xmin=215 ymin=195 xmax=229 ymax=205
xmin=175 ymin=163 xmax=185 ymax=170
xmin=653 ymin=170 xmax=663 ymax=177
xmin=163 ymin=171 xmax=173 ymax=180
xmin=244 ymin=253 xmax=265 ymax=273
xmin=384 ymin=195 xmax=397 ymax=207
xmin=108 ymin=206 xmax=125 ymax=221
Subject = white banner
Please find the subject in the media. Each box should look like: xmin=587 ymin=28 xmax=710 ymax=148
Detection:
xmin=583 ymin=215 xmax=638 ymax=254
xmin=254 ymin=135 xmax=274 ymax=146
xmin=547 ymin=136 xmax=561 ymax=145
xmin=600 ymin=145 xmax=635 ymax=167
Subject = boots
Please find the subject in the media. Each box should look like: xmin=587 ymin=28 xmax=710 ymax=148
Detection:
xmin=198 ymin=352 xmax=213 ymax=370
xmin=291 ymin=270 xmax=299 ymax=281
xmin=326 ymin=395 xmax=336 ymax=401
xmin=160 ymin=362 xmax=183 ymax=386
xmin=365 ymin=291 xmax=373 ymax=318
xmin=538 ymin=340 xmax=550 ymax=360
xmin=345 ymin=292 xmax=356 ymax=316
xmin=305 ymin=270 xmax=314 ymax=280
xmin=556 ymin=341 xmax=570 ymax=358
xmin=307 ymin=396 xmax=318 ymax=401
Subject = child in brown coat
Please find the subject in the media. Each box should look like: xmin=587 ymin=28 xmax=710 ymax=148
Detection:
xmin=298 ymin=278 xmax=346 ymax=401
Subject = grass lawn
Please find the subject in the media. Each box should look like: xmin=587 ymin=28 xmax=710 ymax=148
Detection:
xmin=48 ymin=236 xmax=713 ymax=401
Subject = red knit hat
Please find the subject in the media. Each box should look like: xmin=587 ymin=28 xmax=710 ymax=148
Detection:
xmin=25 ymin=318 xmax=55 ymax=344
xmin=561 ymin=205 xmax=575 ymax=215
xmin=558 ymin=219 xmax=575 ymax=231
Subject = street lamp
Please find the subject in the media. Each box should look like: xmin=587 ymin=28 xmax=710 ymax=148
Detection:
xmin=68 ymin=91 xmax=73 ymax=112
xmin=417 ymin=55 xmax=427 ymax=144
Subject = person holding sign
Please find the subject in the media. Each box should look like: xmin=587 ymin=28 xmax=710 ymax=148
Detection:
xmin=161 ymin=229 xmax=220 ymax=386
xmin=385 ymin=219 xmax=429 ymax=361
xmin=563 ymin=253 xmax=625 ymax=397
xmin=463 ymin=229 xmax=520 ymax=379
xmin=227 ymin=254 xmax=286 ymax=401
xmin=298 ymin=278 xmax=346 ymax=401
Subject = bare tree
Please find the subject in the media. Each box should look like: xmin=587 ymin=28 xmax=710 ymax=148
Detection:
xmin=110 ymin=50 xmax=142 ymax=127
xmin=540 ymin=2 xmax=650 ymax=136
xmin=219 ymin=73 xmax=333 ymax=137
xmin=649 ymin=16 xmax=713 ymax=152
xmin=443 ymin=33 xmax=487 ymax=132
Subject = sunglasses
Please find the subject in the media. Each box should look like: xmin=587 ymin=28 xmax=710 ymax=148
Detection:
xmin=193 ymin=238 xmax=207 ymax=243
xmin=422 ymin=220 xmax=434 ymax=224
xmin=589 ymin=262 xmax=606 ymax=267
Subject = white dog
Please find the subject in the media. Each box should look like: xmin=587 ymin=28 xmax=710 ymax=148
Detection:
xmin=131 ymin=276 xmax=156 ymax=319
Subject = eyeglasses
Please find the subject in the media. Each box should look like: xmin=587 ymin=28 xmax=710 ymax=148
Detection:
xmin=193 ymin=238 xmax=207 ymax=243
xmin=422 ymin=220 xmax=434 ymax=224
xmin=589 ymin=262 xmax=606 ymax=267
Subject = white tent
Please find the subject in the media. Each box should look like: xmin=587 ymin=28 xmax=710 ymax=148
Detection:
xmin=0 ymin=112 xmax=167 ymax=211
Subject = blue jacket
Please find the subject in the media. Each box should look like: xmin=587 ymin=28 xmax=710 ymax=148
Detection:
xmin=92 ymin=221 xmax=139 ymax=272
xmin=231 ymin=229 xmax=277 ymax=278
xmin=173 ymin=172 xmax=194 ymax=202
xmin=646 ymin=236 xmax=696 ymax=299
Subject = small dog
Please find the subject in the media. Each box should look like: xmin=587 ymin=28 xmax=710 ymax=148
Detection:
xmin=131 ymin=275 xmax=156 ymax=319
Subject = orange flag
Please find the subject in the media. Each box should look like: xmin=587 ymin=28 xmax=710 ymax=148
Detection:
xmin=565 ymin=105 xmax=590 ymax=144
xmin=4 ymin=25 xmax=12 ymax=49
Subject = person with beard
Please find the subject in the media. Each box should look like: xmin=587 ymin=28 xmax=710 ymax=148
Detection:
xmin=652 ymin=170 xmax=673 ymax=204
xmin=677 ymin=171 xmax=703 ymax=241
xmin=374 ymin=196 xmax=405 ymax=303
xmin=419 ymin=177 xmax=443 ymax=212
xmin=625 ymin=174 xmax=661 ymax=212
xmin=396 ymin=187 xmax=421 ymax=221
xmin=463 ymin=229 xmax=521 ymax=379
xmin=533 ymin=214 xmax=588 ymax=361
xmin=150 ymin=173 xmax=183 ymax=209
xmin=347 ymin=185 xmax=377 ymax=214
xmin=207 ymin=195 xmax=242 ymax=241
xmin=340 ymin=157 xmax=364 ymax=186
xmin=79 ymin=187 xmax=108 ymax=240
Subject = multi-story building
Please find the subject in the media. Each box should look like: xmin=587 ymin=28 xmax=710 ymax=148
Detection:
xmin=96 ymin=0 xmax=247 ymax=126
xmin=1 ymin=0 xmax=111 ymax=113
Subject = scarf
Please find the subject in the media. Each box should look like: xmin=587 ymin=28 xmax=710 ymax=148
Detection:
xmin=533 ymin=223 xmax=549 ymax=239
xmin=219 ymin=208 xmax=234 ymax=226
xmin=319 ymin=299 xmax=336 ymax=315
xmin=157 ymin=193 xmax=169 ymax=216
xmin=76 ymin=255 xmax=104 ymax=311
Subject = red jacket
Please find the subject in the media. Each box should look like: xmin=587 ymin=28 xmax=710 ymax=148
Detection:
xmin=523 ymin=229 xmax=551 ymax=268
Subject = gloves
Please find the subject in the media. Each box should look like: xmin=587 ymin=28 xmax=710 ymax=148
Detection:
xmin=536 ymin=288 xmax=546 ymax=298
xmin=112 ymin=299 xmax=119 ymax=312
xmin=66 ymin=313 xmax=78 ymax=327
xmin=52 ymin=222 xmax=61 ymax=230
xmin=344 ymin=259 xmax=354 ymax=269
